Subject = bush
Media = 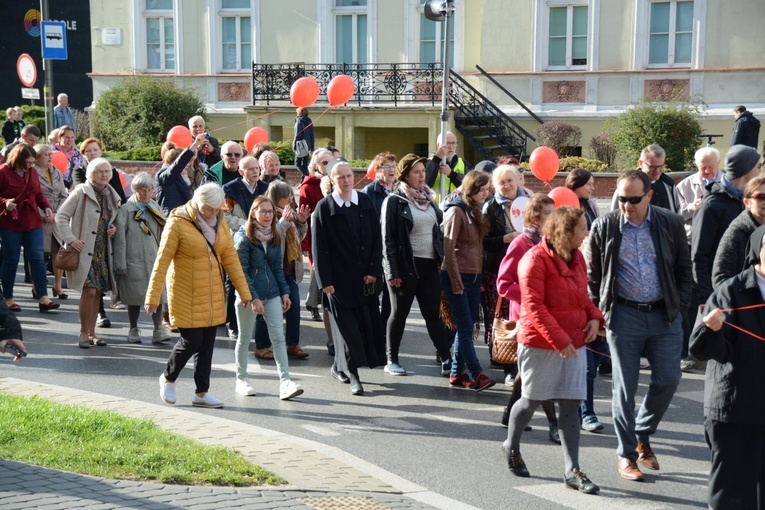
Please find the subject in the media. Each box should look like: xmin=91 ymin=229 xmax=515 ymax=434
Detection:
xmin=536 ymin=121 xmax=582 ymax=156
xmin=21 ymin=105 xmax=46 ymax=135
xmin=520 ymin=156 xmax=608 ymax=174
xmin=271 ymin=142 xmax=294 ymax=166
xmin=91 ymin=75 xmax=205 ymax=152
xmin=607 ymin=98 xmax=704 ymax=172
xmin=588 ymin=131 xmax=618 ymax=170
xmin=72 ymin=108 xmax=89 ymax=142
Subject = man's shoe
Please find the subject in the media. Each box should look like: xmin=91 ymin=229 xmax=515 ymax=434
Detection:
xmin=306 ymin=305 xmax=322 ymax=322
xmin=327 ymin=342 xmax=335 ymax=356
xmin=280 ymin=380 xmax=304 ymax=400
xmin=501 ymin=443 xmax=530 ymax=477
xmin=96 ymin=314 xmax=111 ymax=328
xmin=330 ymin=363 xmax=350 ymax=384
xmin=581 ymin=414 xmax=604 ymax=432
xmin=235 ymin=378 xmax=256 ymax=396
xmin=287 ymin=345 xmax=309 ymax=359
xmin=254 ymin=347 xmax=274 ymax=360
xmin=564 ymin=468 xmax=600 ymax=494
xmin=152 ymin=326 xmax=172 ymax=344
xmin=637 ymin=441 xmax=660 ymax=470
xmin=680 ymin=358 xmax=697 ymax=372
xmin=618 ymin=457 xmax=644 ymax=481
xmin=549 ymin=422 xmax=561 ymax=444
xmin=127 ymin=328 xmax=142 ymax=344
xmin=159 ymin=374 xmax=176 ymax=405
xmin=192 ymin=393 xmax=224 ymax=408
xmin=474 ymin=372 xmax=496 ymax=392
xmin=449 ymin=372 xmax=476 ymax=389
xmin=384 ymin=362 xmax=407 ymax=376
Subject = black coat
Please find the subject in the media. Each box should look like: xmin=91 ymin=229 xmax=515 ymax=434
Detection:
xmin=155 ymin=149 xmax=195 ymax=216
xmin=690 ymin=266 xmax=765 ymax=425
xmin=711 ymin=210 xmax=761 ymax=291
xmin=360 ymin=180 xmax=388 ymax=218
xmin=731 ymin=111 xmax=761 ymax=149
xmin=482 ymin=195 xmax=524 ymax=273
xmin=312 ymin=192 xmax=382 ymax=308
xmin=381 ymin=190 xmax=443 ymax=281
xmin=293 ymin=115 xmax=314 ymax=152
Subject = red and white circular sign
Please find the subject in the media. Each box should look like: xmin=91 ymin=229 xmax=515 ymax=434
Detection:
xmin=17 ymin=53 xmax=37 ymax=88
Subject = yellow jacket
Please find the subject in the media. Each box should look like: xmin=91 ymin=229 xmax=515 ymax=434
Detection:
xmin=146 ymin=202 xmax=252 ymax=328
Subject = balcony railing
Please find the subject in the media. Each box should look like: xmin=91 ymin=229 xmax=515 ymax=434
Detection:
xmin=252 ymin=62 xmax=444 ymax=107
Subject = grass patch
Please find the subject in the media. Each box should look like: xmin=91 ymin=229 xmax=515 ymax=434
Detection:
xmin=0 ymin=393 xmax=285 ymax=486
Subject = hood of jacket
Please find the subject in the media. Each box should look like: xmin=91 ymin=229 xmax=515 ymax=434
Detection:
xmin=441 ymin=191 xmax=468 ymax=213
xmin=739 ymin=111 xmax=761 ymax=129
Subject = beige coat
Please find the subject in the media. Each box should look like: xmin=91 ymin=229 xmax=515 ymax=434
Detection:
xmin=56 ymin=182 xmax=121 ymax=291
xmin=113 ymin=196 xmax=166 ymax=306
xmin=36 ymin=165 xmax=68 ymax=252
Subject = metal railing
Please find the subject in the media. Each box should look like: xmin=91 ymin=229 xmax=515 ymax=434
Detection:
xmin=252 ymin=62 xmax=444 ymax=106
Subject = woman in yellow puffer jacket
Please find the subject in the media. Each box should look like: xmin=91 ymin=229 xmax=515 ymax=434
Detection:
xmin=146 ymin=183 xmax=253 ymax=409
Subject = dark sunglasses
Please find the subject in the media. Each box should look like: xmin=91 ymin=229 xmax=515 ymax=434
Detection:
xmin=617 ymin=193 xmax=647 ymax=205
xmin=224 ymin=153 xmax=242 ymax=158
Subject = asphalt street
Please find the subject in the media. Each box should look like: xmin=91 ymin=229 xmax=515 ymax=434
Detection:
xmin=2 ymin=270 xmax=710 ymax=510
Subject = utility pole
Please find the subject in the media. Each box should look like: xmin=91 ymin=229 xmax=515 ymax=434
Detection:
xmin=40 ymin=0 xmax=55 ymax=134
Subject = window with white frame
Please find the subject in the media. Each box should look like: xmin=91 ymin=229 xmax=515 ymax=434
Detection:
xmin=417 ymin=0 xmax=454 ymax=67
xmin=648 ymin=1 xmax=693 ymax=66
xmin=334 ymin=0 xmax=368 ymax=63
xmin=221 ymin=0 xmax=252 ymax=71
xmin=548 ymin=3 xmax=588 ymax=69
xmin=145 ymin=0 xmax=174 ymax=71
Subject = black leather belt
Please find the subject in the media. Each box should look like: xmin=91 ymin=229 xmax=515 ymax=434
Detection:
xmin=616 ymin=296 xmax=665 ymax=312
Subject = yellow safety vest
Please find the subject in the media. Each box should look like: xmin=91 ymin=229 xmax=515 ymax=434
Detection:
xmin=433 ymin=157 xmax=466 ymax=203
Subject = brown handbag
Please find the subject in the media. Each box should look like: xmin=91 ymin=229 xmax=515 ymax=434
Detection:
xmin=491 ymin=297 xmax=519 ymax=364
xmin=55 ymin=198 xmax=87 ymax=271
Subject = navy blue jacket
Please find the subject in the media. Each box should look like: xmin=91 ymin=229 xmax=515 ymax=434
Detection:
xmin=155 ymin=149 xmax=194 ymax=216
xmin=360 ymin=180 xmax=389 ymax=217
xmin=233 ymin=226 xmax=289 ymax=302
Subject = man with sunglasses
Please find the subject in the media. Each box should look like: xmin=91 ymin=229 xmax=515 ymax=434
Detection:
xmin=588 ymin=170 xmax=691 ymax=482
xmin=208 ymin=141 xmax=244 ymax=186
xmin=610 ymin=145 xmax=680 ymax=213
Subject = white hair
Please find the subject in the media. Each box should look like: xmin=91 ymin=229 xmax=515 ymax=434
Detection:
xmin=221 ymin=140 xmax=241 ymax=153
xmin=188 ymin=115 xmax=205 ymax=129
xmin=86 ymin=157 xmax=112 ymax=182
xmin=259 ymin=150 xmax=280 ymax=167
xmin=193 ymin=182 xmax=225 ymax=209
xmin=131 ymin=172 xmax=154 ymax=191
xmin=33 ymin=144 xmax=51 ymax=157
xmin=695 ymin=146 xmax=721 ymax=164
xmin=57 ymin=93 xmax=68 ymax=101
xmin=492 ymin=164 xmax=519 ymax=187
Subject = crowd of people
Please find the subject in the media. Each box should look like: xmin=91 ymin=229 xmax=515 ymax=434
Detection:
xmin=2 ymin=109 xmax=764 ymax=507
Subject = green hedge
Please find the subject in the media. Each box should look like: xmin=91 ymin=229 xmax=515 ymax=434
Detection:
xmin=520 ymin=156 xmax=609 ymax=174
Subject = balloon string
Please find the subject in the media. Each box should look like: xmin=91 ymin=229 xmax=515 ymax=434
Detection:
xmin=718 ymin=303 xmax=765 ymax=313
xmin=722 ymin=320 xmax=765 ymax=343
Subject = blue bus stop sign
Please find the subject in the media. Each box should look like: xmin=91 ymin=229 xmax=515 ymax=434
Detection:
xmin=41 ymin=21 xmax=68 ymax=60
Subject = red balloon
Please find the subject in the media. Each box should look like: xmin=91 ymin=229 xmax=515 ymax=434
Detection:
xmin=327 ymin=75 xmax=355 ymax=106
xmin=51 ymin=151 xmax=69 ymax=173
xmin=365 ymin=161 xmax=376 ymax=181
xmin=117 ymin=170 xmax=127 ymax=191
xmin=548 ymin=187 xmax=580 ymax=209
xmin=529 ymin=146 xmax=559 ymax=183
xmin=290 ymin=77 xmax=320 ymax=108
xmin=166 ymin=125 xmax=192 ymax=149
xmin=244 ymin=127 xmax=268 ymax=154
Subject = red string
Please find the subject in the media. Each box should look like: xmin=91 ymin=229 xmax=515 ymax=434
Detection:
xmin=722 ymin=321 xmax=765 ymax=343
xmin=718 ymin=303 xmax=765 ymax=313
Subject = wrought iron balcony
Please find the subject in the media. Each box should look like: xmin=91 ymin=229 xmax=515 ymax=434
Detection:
xmin=252 ymin=62 xmax=444 ymax=107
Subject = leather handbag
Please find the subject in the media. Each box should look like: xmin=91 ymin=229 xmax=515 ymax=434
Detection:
xmin=55 ymin=198 xmax=87 ymax=271
xmin=491 ymin=297 xmax=518 ymax=364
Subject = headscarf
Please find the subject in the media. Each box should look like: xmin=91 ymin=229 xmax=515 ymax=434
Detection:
xmin=399 ymin=182 xmax=435 ymax=211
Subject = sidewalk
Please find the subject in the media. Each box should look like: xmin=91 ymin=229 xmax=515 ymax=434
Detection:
xmin=0 ymin=377 xmax=477 ymax=510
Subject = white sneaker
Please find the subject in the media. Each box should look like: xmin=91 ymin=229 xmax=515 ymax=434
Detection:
xmin=152 ymin=326 xmax=172 ymax=344
xmin=159 ymin=374 xmax=175 ymax=405
xmin=236 ymin=378 xmax=256 ymax=396
xmin=127 ymin=328 xmax=142 ymax=344
xmin=279 ymin=380 xmax=304 ymax=401
xmin=192 ymin=392 xmax=224 ymax=408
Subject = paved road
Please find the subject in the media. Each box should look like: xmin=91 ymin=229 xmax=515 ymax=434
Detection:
xmin=1 ymin=272 xmax=710 ymax=509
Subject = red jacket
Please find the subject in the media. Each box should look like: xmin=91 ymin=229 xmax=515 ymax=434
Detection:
xmin=497 ymin=233 xmax=535 ymax=321
xmin=299 ymin=173 xmax=324 ymax=252
xmin=518 ymin=238 xmax=604 ymax=351
xmin=0 ymin=164 xmax=51 ymax=232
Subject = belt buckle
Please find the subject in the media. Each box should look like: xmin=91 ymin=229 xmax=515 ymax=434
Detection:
xmin=637 ymin=302 xmax=650 ymax=312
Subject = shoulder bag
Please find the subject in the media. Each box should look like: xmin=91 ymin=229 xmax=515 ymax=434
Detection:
xmin=491 ymin=297 xmax=518 ymax=364
xmin=56 ymin=198 xmax=87 ymax=271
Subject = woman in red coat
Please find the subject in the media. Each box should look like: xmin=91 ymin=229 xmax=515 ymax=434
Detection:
xmin=501 ymin=207 xmax=604 ymax=495
xmin=0 ymin=144 xmax=59 ymax=312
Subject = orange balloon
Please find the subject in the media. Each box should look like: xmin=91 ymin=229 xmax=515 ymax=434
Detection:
xmin=166 ymin=125 xmax=192 ymax=149
xmin=244 ymin=127 xmax=268 ymax=154
xmin=290 ymin=77 xmax=320 ymax=108
xmin=117 ymin=170 xmax=127 ymax=191
xmin=365 ymin=161 xmax=376 ymax=181
xmin=548 ymin=187 xmax=580 ymax=209
xmin=529 ymin=146 xmax=559 ymax=183
xmin=51 ymin=151 xmax=69 ymax=173
xmin=327 ymin=75 xmax=355 ymax=106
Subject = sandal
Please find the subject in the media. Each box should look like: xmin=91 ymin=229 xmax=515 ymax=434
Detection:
xmin=78 ymin=334 xmax=91 ymax=349
xmin=89 ymin=335 xmax=107 ymax=347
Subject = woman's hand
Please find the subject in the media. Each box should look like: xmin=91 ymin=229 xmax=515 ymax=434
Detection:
xmin=295 ymin=204 xmax=310 ymax=223
xmin=189 ymin=133 xmax=208 ymax=152
xmin=144 ymin=304 xmax=158 ymax=315
xmin=250 ymin=299 xmax=265 ymax=314
xmin=282 ymin=203 xmax=295 ymax=221
xmin=44 ymin=208 xmax=55 ymax=223
xmin=281 ymin=295 xmax=291 ymax=313
xmin=559 ymin=344 xmax=578 ymax=360
xmin=583 ymin=319 xmax=601 ymax=343
xmin=322 ymin=286 xmax=335 ymax=295
xmin=69 ymin=239 xmax=85 ymax=252
xmin=389 ymin=278 xmax=402 ymax=288
xmin=702 ymin=308 xmax=724 ymax=332
xmin=363 ymin=275 xmax=376 ymax=284
xmin=4 ymin=198 xmax=16 ymax=212
xmin=107 ymin=224 xmax=116 ymax=238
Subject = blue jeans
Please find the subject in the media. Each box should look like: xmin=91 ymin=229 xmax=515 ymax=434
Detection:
xmin=581 ymin=336 xmax=607 ymax=417
xmin=440 ymin=271 xmax=483 ymax=379
xmin=0 ymin=228 xmax=48 ymax=300
xmin=255 ymin=274 xmax=300 ymax=349
xmin=607 ymin=303 xmax=682 ymax=459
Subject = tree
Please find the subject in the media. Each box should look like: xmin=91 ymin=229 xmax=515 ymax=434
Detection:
xmin=607 ymin=98 xmax=704 ymax=172
xmin=536 ymin=121 xmax=582 ymax=157
xmin=91 ymin=75 xmax=205 ymax=151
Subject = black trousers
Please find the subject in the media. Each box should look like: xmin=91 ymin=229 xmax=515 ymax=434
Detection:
xmin=386 ymin=257 xmax=451 ymax=363
xmin=164 ymin=326 xmax=218 ymax=394
xmin=225 ymin=273 xmax=238 ymax=333
xmin=705 ymin=417 xmax=765 ymax=510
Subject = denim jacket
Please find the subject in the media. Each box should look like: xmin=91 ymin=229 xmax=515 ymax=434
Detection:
xmin=233 ymin=226 xmax=289 ymax=302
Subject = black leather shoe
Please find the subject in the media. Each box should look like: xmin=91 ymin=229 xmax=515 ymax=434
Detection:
xmin=348 ymin=372 xmax=364 ymax=396
xmin=565 ymin=468 xmax=600 ymax=494
xmin=330 ymin=363 xmax=350 ymax=384
xmin=39 ymin=301 xmax=60 ymax=312
xmin=501 ymin=443 xmax=530 ymax=477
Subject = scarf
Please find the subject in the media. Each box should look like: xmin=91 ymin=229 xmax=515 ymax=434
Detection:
xmin=523 ymin=224 xmax=543 ymax=245
xmin=249 ymin=219 xmax=273 ymax=245
xmin=399 ymin=182 xmax=435 ymax=211
xmin=54 ymin=144 xmax=85 ymax=176
xmin=90 ymin=182 xmax=116 ymax=221
xmin=193 ymin=204 xmax=218 ymax=246
xmin=377 ymin=180 xmax=391 ymax=196
xmin=131 ymin=196 xmax=166 ymax=236
xmin=276 ymin=208 xmax=302 ymax=266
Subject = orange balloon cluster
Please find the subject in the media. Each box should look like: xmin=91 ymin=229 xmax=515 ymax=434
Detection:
xmin=244 ymin=127 xmax=268 ymax=154
xmin=529 ymin=146 xmax=559 ymax=184
xmin=51 ymin=151 xmax=69 ymax=173
xmin=290 ymin=77 xmax=320 ymax=108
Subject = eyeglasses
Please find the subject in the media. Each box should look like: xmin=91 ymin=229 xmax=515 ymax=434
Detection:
xmin=747 ymin=193 xmax=765 ymax=202
xmin=380 ymin=165 xmax=396 ymax=170
xmin=24 ymin=159 xmax=37 ymax=167
xmin=224 ymin=153 xmax=242 ymax=158
xmin=641 ymin=162 xmax=665 ymax=171
xmin=445 ymin=141 xmax=458 ymax=146
xmin=94 ymin=169 xmax=111 ymax=175
xmin=617 ymin=193 xmax=647 ymax=205
xmin=255 ymin=209 xmax=274 ymax=215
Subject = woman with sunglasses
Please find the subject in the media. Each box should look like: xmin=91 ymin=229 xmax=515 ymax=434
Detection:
xmin=0 ymin=144 xmax=59 ymax=313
